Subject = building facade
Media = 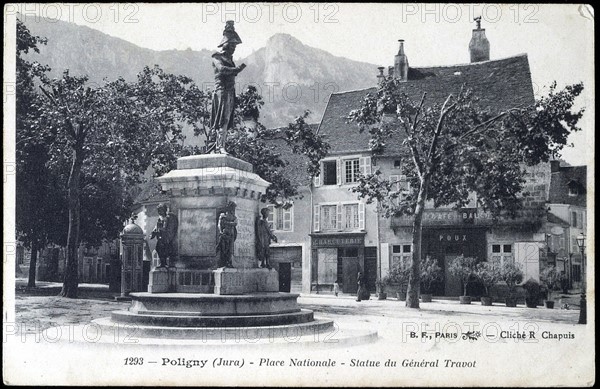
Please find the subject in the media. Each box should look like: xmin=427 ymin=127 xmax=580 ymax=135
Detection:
xmin=546 ymin=162 xmax=587 ymax=291
xmin=295 ymin=22 xmax=569 ymax=296
xmin=111 ymin=22 xmax=586 ymax=298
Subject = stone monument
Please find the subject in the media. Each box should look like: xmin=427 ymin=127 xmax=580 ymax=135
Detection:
xmin=147 ymin=152 xmax=279 ymax=295
xmin=86 ymin=22 xmax=376 ymax=345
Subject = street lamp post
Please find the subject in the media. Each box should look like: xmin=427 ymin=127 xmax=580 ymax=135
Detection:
xmin=576 ymin=233 xmax=586 ymax=324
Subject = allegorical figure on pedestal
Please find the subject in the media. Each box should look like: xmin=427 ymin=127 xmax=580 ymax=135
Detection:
xmin=150 ymin=203 xmax=178 ymax=268
xmin=209 ymin=20 xmax=246 ymax=154
xmin=216 ymin=201 xmax=238 ymax=268
xmin=256 ymin=207 xmax=278 ymax=269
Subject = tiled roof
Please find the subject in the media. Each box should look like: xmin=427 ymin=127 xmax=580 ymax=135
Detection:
xmin=319 ymin=54 xmax=535 ymax=155
xmin=264 ymin=123 xmax=319 ymax=186
xmin=549 ymin=165 xmax=587 ymax=207
xmin=547 ymin=212 xmax=569 ymax=226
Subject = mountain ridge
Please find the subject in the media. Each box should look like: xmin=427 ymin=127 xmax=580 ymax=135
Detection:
xmin=21 ymin=17 xmax=378 ymax=128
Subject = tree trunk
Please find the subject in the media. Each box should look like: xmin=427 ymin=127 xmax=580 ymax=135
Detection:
xmin=406 ymin=179 xmax=428 ymax=308
xmin=27 ymin=242 xmax=38 ymax=288
xmin=61 ymin=147 xmax=83 ymax=298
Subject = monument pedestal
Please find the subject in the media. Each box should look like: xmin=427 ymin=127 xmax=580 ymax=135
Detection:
xmin=148 ymin=267 xmax=176 ymax=293
xmin=84 ymin=154 xmax=380 ymax=346
xmin=155 ymin=154 xmax=271 ymax=281
xmin=213 ymin=267 xmax=278 ymax=295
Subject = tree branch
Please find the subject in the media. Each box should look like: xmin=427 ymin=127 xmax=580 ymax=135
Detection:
xmin=38 ymin=85 xmax=56 ymax=105
xmin=411 ymin=93 xmax=427 ymax=133
xmin=427 ymin=94 xmax=456 ymax=164
xmin=456 ymin=108 xmax=522 ymax=142
xmin=408 ymin=141 xmax=424 ymax=180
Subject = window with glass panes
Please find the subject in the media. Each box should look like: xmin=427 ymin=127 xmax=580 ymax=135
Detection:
xmin=344 ymin=159 xmax=360 ymax=183
xmin=391 ymin=244 xmax=412 ymax=267
xmin=266 ymin=204 xmax=293 ymax=231
xmin=343 ymin=203 xmax=359 ymax=229
xmin=490 ymin=243 xmax=513 ymax=265
xmin=571 ymin=236 xmax=580 ymax=254
xmin=321 ymin=205 xmax=337 ymax=231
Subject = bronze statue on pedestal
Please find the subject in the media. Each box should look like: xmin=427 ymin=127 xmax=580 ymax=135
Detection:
xmin=256 ymin=207 xmax=278 ymax=269
xmin=216 ymin=201 xmax=238 ymax=268
xmin=209 ymin=20 xmax=246 ymax=154
xmin=150 ymin=203 xmax=178 ymax=268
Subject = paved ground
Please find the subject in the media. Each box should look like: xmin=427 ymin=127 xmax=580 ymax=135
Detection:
xmin=7 ymin=279 xmax=592 ymax=387
xmin=11 ymin=279 xmax=583 ymax=336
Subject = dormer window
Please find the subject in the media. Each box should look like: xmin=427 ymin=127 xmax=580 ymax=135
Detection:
xmin=567 ymin=180 xmax=584 ymax=197
xmin=568 ymin=187 xmax=578 ymax=196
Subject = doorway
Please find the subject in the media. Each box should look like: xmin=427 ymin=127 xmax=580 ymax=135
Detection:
xmin=279 ymin=262 xmax=291 ymax=292
xmin=341 ymin=257 xmax=359 ymax=294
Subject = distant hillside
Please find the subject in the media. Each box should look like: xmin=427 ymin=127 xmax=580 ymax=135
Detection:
xmin=22 ymin=17 xmax=378 ymax=129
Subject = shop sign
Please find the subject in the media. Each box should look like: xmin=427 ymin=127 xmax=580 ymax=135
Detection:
xmin=439 ymin=234 xmax=468 ymax=242
xmin=312 ymin=236 xmax=364 ymax=247
xmin=391 ymin=207 xmax=544 ymax=227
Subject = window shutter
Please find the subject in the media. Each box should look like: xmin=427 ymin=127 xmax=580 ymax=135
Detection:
xmin=266 ymin=205 xmax=275 ymax=229
xmin=336 ymin=203 xmax=343 ymax=230
xmin=314 ymin=162 xmax=322 ymax=187
xmin=359 ymin=157 xmax=372 ymax=176
xmin=389 ymin=175 xmax=400 ymax=191
xmin=358 ymin=202 xmax=365 ymax=230
xmin=400 ymin=175 xmax=409 ymax=192
xmin=380 ymin=243 xmax=390 ymax=278
xmin=313 ymin=205 xmax=320 ymax=232
xmin=283 ymin=206 xmax=292 ymax=231
xmin=336 ymin=158 xmax=342 ymax=185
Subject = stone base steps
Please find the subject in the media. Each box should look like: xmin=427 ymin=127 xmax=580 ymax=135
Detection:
xmin=93 ymin=316 xmax=335 ymax=340
xmin=77 ymin=317 xmax=376 ymax=347
xmin=41 ymin=318 xmax=378 ymax=348
xmin=129 ymin=292 xmax=300 ymax=316
xmin=111 ymin=309 xmax=314 ymax=327
xmin=71 ymin=288 xmax=379 ymax=347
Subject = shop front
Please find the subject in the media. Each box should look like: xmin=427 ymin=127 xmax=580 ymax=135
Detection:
xmin=310 ymin=233 xmax=367 ymax=294
xmin=391 ymin=207 xmax=546 ymax=297
xmin=422 ymin=227 xmax=487 ymax=296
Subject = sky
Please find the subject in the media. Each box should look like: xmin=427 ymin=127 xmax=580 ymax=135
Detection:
xmin=8 ymin=3 xmax=595 ymax=165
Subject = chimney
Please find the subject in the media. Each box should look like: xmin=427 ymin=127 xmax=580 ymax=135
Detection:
xmin=388 ymin=66 xmax=394 ymax=78
xmin=469 ymin=16 xmax=490 ymax=63
xmin=377 ymin=66 xmax=385 ymax=83
xmin=550 ymin=160 xmax=561 ymax=173
xmin=394 ymin=39 xmax=409 ymax=81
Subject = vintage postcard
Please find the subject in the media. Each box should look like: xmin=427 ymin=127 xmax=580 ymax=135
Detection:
xmin=3 ymin=3 xmax=595 ymax=386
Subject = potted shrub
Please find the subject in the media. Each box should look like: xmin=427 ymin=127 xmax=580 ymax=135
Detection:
xmin=448 ymin=256 xmax=478 ymax=304
xmin=499 ymin=261 xmax=524 ymax=307
xmin=420 ymin=256 xmax=443 ymax=303
xmin=540 ymin=265 xmax=563 ymax=309
xmin=376 ymin=279 xmax=387 ymax=300
xmin=385 ymin=260 xmax=411 ymax=301
xmin=475 ymin=259 xmax=501 ymax=306
xmin=522 ymin=278 xmax=542 ymax=308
